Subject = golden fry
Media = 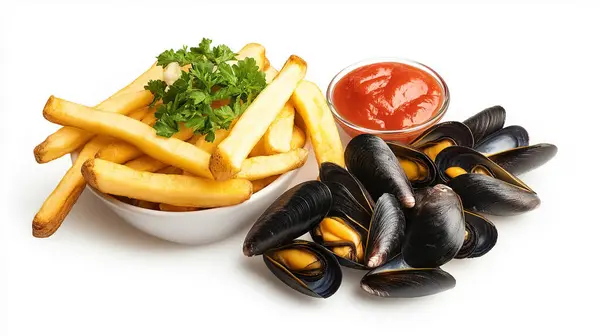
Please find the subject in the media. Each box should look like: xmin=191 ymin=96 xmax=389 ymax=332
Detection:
xmin=263 ymin=101 xmax=295 ymax=154
xmin=290 ymin=126 xmax=306 ymax=150
xmin=32 ymin=136 xmax=113 ymax=238
xmin=34 ymin=64 xmax=162 ymax=163
xmin=82 ymin=159 xmax=252 ymax=208
xmin=251 ymin=175 xmax=281 ymax=193
xmin=291 ymin=80 xmax=345 ymax=167
xmin=43 ymin=96 xmax=212 ymax=178
xmin=235 ymin=148 xmax=308 ymax=181
xmin=125 ymin=156 xmax=168 ymax=173
xmin=210 ymin=55 xmax=307 ymax=180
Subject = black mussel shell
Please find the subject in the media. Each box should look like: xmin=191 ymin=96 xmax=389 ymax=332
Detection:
xmin=488 ymin=143 xmax=558 ymax=176
xmin=410 ymin=121 xmax=475 ymax=149
xmin=310 ymin=216 xmax=369 ymax=270
xmin=319 ymin=162 xmax=375 ymax=213
xmin=474 ymin=125 xmax=529 ymax=154
xmin=387 ymin=142 xmax=438 ymax=188
xmin=263 ymin=240 xmax=342 ymax=298
xmin=447 ymin=173 xmax=540 ymax=216
xmin=243 ymin=181 xmax=332 ymax=256
xmin=345 ymin=134 xmax=415 ymax=208
xmin=463 ymin=105 xmax=506 ymax=145
xmin=365 ymin=194 xmax=406 ymax=269
xmin=324 ymin=181 xmax=372 ymax=230
xmin=402 ymin=184 xmax=465 ymax=268
xmin=435 ymin=145 xmax=534 ymax=192
xmin=464 ymin=211 xmax=498 ymax=258
xmin=360 ymin=255 xmax=456 ymax=298
xmin=455 ymin=219 xmax=478 ymax=259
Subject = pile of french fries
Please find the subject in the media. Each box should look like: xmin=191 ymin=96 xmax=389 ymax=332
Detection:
xmin=32 ymin=43 xmax=345 ymax=238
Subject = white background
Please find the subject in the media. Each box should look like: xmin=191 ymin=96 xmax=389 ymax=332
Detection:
xmin=1 ymin=1 xmax=598 ymax=335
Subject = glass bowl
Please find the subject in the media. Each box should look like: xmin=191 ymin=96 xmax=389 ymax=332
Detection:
xmin=326 ymin=57 xmax=450 ymax=143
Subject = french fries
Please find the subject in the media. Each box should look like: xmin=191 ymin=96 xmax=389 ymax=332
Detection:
xmin=290 ymin=125 xmax=307 ymax=150
xmin=81 ymin=159 xmax=252 ymax=208
xmin=235 ymin=148 xmax=308 ymax=181
xmin=34 ymin=64 xmax=162 ymax=163
xmin=263 ymin=101 xmax=296 ymax=154
xmin=251 ymin=175 xmax=281 ymax=193
xmin=32 ymin=40 xmax=347 ymax=238
xmin=32 ymin=136 xmax=113 ymax=238
xmin=43 ymin=96 xmax=213 ymax=178
xmin=292 ymin=80 xmax=345 ymax=167
xmin=210 ymin=55 xmax=307 ymax=180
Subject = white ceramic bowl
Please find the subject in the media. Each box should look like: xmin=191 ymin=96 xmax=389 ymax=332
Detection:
xmin=71 ymin=145 xmax=310 ymax=245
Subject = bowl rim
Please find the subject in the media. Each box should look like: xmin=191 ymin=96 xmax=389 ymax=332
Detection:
xmin=325 ymin=57 xmax=450 ymax=136
xmin=74 ymin=142 xmax=311 ymax=217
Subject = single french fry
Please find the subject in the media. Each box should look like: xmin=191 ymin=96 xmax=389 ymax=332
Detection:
xmin=127 ymin=106 xmax=152 ymax=121
xmin=32 ymin=136 xmax=113 ymax=238
xmin=43 ymin=96 xmax=212 ymax=178
xmin=125 ymin=156 xmax=169 ymax=173
xmin=82 ymin=159 xmax=252 ymax=208
xmin=264 ymin=64 xmax=278 ymax=83
xmin=210 ymin=55 xmax=307 ymax=180
xmin=290 ymin=125 xmax=306 ymax=150
xmin=194 ymin=128 xmax=230 ymax=155
xmin=95 ymin=111 xmax=157 ymax=162
xmin=251 ymin=175 xmax=281 ymax=193
xmin=235 ymin=148 xmax=308 ymax=181
xmin=34 ymin=63 xmax=162 ymax=163
xmin=158 ymin=203 xmax=198 ymax=212
xmin=249 ymin=137 xmax=266 ymax=157
xmin=263 ymin=101 xmax=295 ymax=154
xmin=291 ymin=80 xmax=345 ymax=167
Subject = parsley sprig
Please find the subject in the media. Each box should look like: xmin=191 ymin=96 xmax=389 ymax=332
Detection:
xmin=144 ymin=38 xmax=267 ymax=142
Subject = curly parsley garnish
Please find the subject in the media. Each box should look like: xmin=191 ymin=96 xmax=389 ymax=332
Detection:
xmin=144 ymin=38 xmax=267 ymax=142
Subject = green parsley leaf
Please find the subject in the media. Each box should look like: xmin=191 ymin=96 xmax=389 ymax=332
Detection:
xmin=145 ymin=38 xmax=267 ymax=141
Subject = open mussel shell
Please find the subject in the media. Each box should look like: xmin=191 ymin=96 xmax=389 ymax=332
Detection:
xmin=365 ymin=193 xmax=406 ymax=269
xmin=319 ymin=162 xmax=375 ymax=213
xmin=360 ymin=255 xmax=456 ymax=298
xmin=474 ymin=125 xmax=529 ymax=154
xmin=456 ymin=211 xmax=498 ymax=259
xmin=463 ymin=105 xmax=506 ymax=145
xmin=402 ymin=184 xmax=465 ymax=268
xmin=263 ymin=240 xmax=342 ymax=299
xmin=387 ymin=142 xmax=437 ymax=188
xmin=447 ymin=173 xmax=540 ymax=216
xmin=310 ymin=216 xmax=369 ymax=270
xmin=409 ymin=121 xmax=474 ymax=161
xmin=243 ymin=181 xmax=332 ymax=257
xmin=435 ymin=145 xmax=533 ymax=192
xmin=487 ymin=143 xmax=558 ymax=176
xmin=345 ymin=134 xmax=415 ymax=208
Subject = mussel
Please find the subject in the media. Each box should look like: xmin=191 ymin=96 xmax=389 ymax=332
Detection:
xmin=448 ymin=174 xmax=540 ymax=216
xmin=263 ymin=240 xmax=342 ymax=298
xmin=463 ymin=105 xmax=506 ymax=145
xmin=435 ymin=146 xmax=541 ymax=216
xmin=243 ymin=181 xmax=332 ymax=257
xmin=365 ymin=194 xmax=406 ymax=268
xmin=325 ymin=181 xmax=372 ymax=230
xmin=474 ymin=125 xmax=529 ymax=154
xmin=402 ymin=184 xmax=465 ymax=268
xmin=487 ymin=143 xmax=558 ymax=176
xmin=345 ymin=134 xmax=415 ymax=208
xmin=360 ymin=255 xmax=456 ymax=298
xmin=312 ymin=192 xmax=406 ymax=270
xmin=409 ymin=121 xmax=474 ymax=161
xmin=387 ymin=142 xmax=437 ymax=188
xmin=320 ymin=162 xmax=375 ymax=212
xmin=456 ymin=211 xmax=498 ymax=259
xmin=436 ymin=145 xmax=533 ymax=188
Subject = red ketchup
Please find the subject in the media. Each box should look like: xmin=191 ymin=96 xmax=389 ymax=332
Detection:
xmin=332 ymin=62 xmax=444 ymax=142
